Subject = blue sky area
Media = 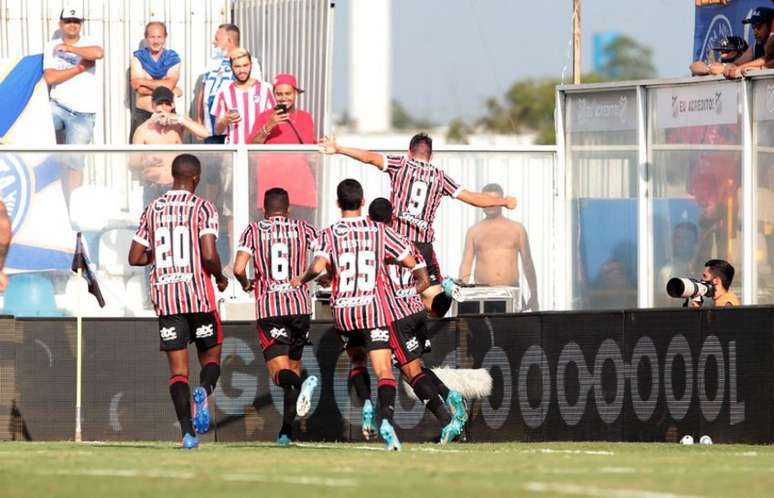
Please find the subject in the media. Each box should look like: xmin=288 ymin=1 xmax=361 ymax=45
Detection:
xmin=331 ymin=0 xmax=693 ymax=124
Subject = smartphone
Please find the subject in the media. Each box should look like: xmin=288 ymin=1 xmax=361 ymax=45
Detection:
xmin=276 ymin=103 xmax=288 ymax=114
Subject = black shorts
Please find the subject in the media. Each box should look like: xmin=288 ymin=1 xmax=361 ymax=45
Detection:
xmin=388 ymin=312 xmax=428 ymax=367
xmin=336 ymin=326 xmax=392 ymax=353
xmin=257 ymin=314 xmax=311 ymax=361
xmin=414 ymin=242 xmax=442 ymax=286
xmin=158 ymin=312 xmax=222 ymax=352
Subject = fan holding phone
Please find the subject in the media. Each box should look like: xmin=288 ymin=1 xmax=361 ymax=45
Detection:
xmin=250 ymin=74 xmax=318 ymax=223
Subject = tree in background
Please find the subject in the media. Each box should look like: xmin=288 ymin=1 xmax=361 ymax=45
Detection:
xmin=392 ymin=99 xmax=435 ymax=130
xmin=457 ymin=35 xmax=656 ymax=145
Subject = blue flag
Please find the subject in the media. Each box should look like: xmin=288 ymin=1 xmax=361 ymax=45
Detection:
xmin=0 ymin=54 xmax=44 ymax=139
xmin=694 ymin=1 xmax=759 ymax=63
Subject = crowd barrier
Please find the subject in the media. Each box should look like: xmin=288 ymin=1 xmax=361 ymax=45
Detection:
xmin=1 ymin=307 xmax=770 ymax=443
xmin=0 ymin=145 xmax=556 ymax=317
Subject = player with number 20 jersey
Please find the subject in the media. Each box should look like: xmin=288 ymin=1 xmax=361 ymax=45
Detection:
xmin=129 ymin=154 xmax=228 ymax=450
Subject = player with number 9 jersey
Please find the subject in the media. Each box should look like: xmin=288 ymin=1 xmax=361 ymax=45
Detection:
xmin=382 ymin=154 xmax=461 ymax=244
xmin=134 ymin=190 xmax=220 ymax=316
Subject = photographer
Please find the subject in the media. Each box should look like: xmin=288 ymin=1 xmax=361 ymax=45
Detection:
xmin=689 ymin=259 xmax=740 ymax=308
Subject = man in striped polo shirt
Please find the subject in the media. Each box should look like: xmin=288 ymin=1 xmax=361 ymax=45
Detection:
xmin=233 ymin=187 xmax=320 ymax=446
xmin=128 ymin=154 xmax=228 ymax=449
xmin=319 ymin=133 xmax=518 ymax=317
xmin=213 ymin=48 xmax=274 ymax=144
xmin=196 ymin=24 xmax=263 ymax=143
xmin=292 ymin=179 xmax=428 ymax=451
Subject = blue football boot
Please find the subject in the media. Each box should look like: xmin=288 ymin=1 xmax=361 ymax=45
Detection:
xmin=182 ymin=433 xmax=199 ymax=449
xmin=192 ymin=386 xmax=211 ymax=434
xmin=296 ymin=375 xmax=319 ymax=418
xmin=361 ymin=399 xmax=377 ymax=440
xmin=380 ymin=419 xmax=402 ymax=451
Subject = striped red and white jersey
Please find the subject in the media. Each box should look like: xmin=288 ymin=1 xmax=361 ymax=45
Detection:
xmin=212 ymin=79 xmax=275 ymax=144
xmin=313 ymin=217 xmax=411 ymax=331
xmin=382 ymin=154 xmax=462 ymax=243
xmin=382 ymin=248 xmax=426 ymax=321
xmin=133 ymin=190 xmax=220 ymax=316
xmin=237 ymin=216 xmax=319 ymax=319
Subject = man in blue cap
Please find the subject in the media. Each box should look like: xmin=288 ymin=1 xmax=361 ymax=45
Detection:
xmin=723 ymin=7 xmax=774 ymax=79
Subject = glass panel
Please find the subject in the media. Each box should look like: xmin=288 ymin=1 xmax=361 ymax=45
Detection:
xmin=753 ymin=80 xmax=774 ymax=303
xmin=0 ymin=150 xmax=234 ymax=317
xmin=649 ymin=82 xmax=742 ymax=307
xmin=565 ymin=90 xmax=638 ymax=310
xmin=246 ymin=149 xmax=555 ymax=311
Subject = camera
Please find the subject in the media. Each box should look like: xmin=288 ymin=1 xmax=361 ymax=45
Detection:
xmin=666 ymin=277 xmax=716 ymax=299
xmin=276 ymin=103 xmax=288 ymax=114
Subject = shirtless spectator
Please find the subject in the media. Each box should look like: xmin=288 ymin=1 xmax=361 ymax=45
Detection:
xmin=129 ymin=21 xmax=182 ymax=141
xmin=458 ymin=183 xmax=538 ymax=310
xmin=723 ymin=8 xmax=773 ymax=79
xmin=131 ymin=87 xmax=208 ymax=205
xmin=690 ymin=36 xmax=747 ymax=76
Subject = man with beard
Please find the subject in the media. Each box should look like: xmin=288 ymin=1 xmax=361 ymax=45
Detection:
xmin=213 ymin=48 xmax=275 ymax=144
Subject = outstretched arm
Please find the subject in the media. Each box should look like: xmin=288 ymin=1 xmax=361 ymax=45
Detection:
xmin=457 ymin=190 xmax=517 ymax=209
xmin=319 ymin=136 xmax=385 ymax=169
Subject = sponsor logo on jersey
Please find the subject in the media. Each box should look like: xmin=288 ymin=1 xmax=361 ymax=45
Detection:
xmin=332 ymin=222 xmax=350 ymax=237
xmin=156 ymin=273 xmax=193 ymax=284
xmin=258 ymin=219 xmax=272 ymax=232
xmin=160 ymin=326 xmax=177 ymax=341
xmin=398 ymin=212 xmax=429 ymax=230
xmin=195 ymin=324 xmax=214 ymax=338
xmin=395 ymin=288 xmax=417 ymax=299
xmin=370 ymin=328 xmax=389 ymax=342
xmin=333 ymin=296 xmax=375 ymax=308
xmin=405 ymin=337 xmax=419 ymax=351
xmin=269 ymin=282 xmax=293 ymax=292
xmin=269 ymin=327 xmax=288 ymax=339
xmin=152 ymin=196 xmax=168 ymax=212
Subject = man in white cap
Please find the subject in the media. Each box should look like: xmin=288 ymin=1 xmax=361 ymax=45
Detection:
xmin=43 ymin=3 xmax=104 ymax=201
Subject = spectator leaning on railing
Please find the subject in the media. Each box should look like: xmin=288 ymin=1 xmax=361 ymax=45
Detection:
xmin=249 ymin=74 xmax=317 ymax=222
xmin=130 ymin=21 xmax=182 ymax=141
xmin=723 ymin=7 xmax=773 ymax=79
xmin=213 ymin=48 xmax=275 ymax=144
xmin=196 ymin=24 xmax=263 ymax=144
xmin=42 ymin=4 xmax=104 ymax=202
xmin=690 ymin=36 xmax=748 ymax=77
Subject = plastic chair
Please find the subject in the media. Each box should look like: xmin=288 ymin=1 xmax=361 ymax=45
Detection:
xmin=69 ymin=185 xmax=120 ymax=232
xmin=3 ymin=273 xmax=63 ymax=317
xmin=98 ymin=228 xmax=135 ymax=276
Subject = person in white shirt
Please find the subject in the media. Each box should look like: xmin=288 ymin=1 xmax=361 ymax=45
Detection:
xmin=196 ymin=24 xmax=262 ymax=144
xmin=212 ymin=48 xmax=274 ymax=144
xmin=42 ymin=4 xmax=104 ymax=202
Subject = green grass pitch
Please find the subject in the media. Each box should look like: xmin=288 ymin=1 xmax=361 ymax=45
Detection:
xmin=2 ymin=441 xmax=774 ymax=498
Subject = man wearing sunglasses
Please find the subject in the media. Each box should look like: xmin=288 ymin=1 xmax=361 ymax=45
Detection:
xmin=43 ymin=4 xmax=104 ymax=202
